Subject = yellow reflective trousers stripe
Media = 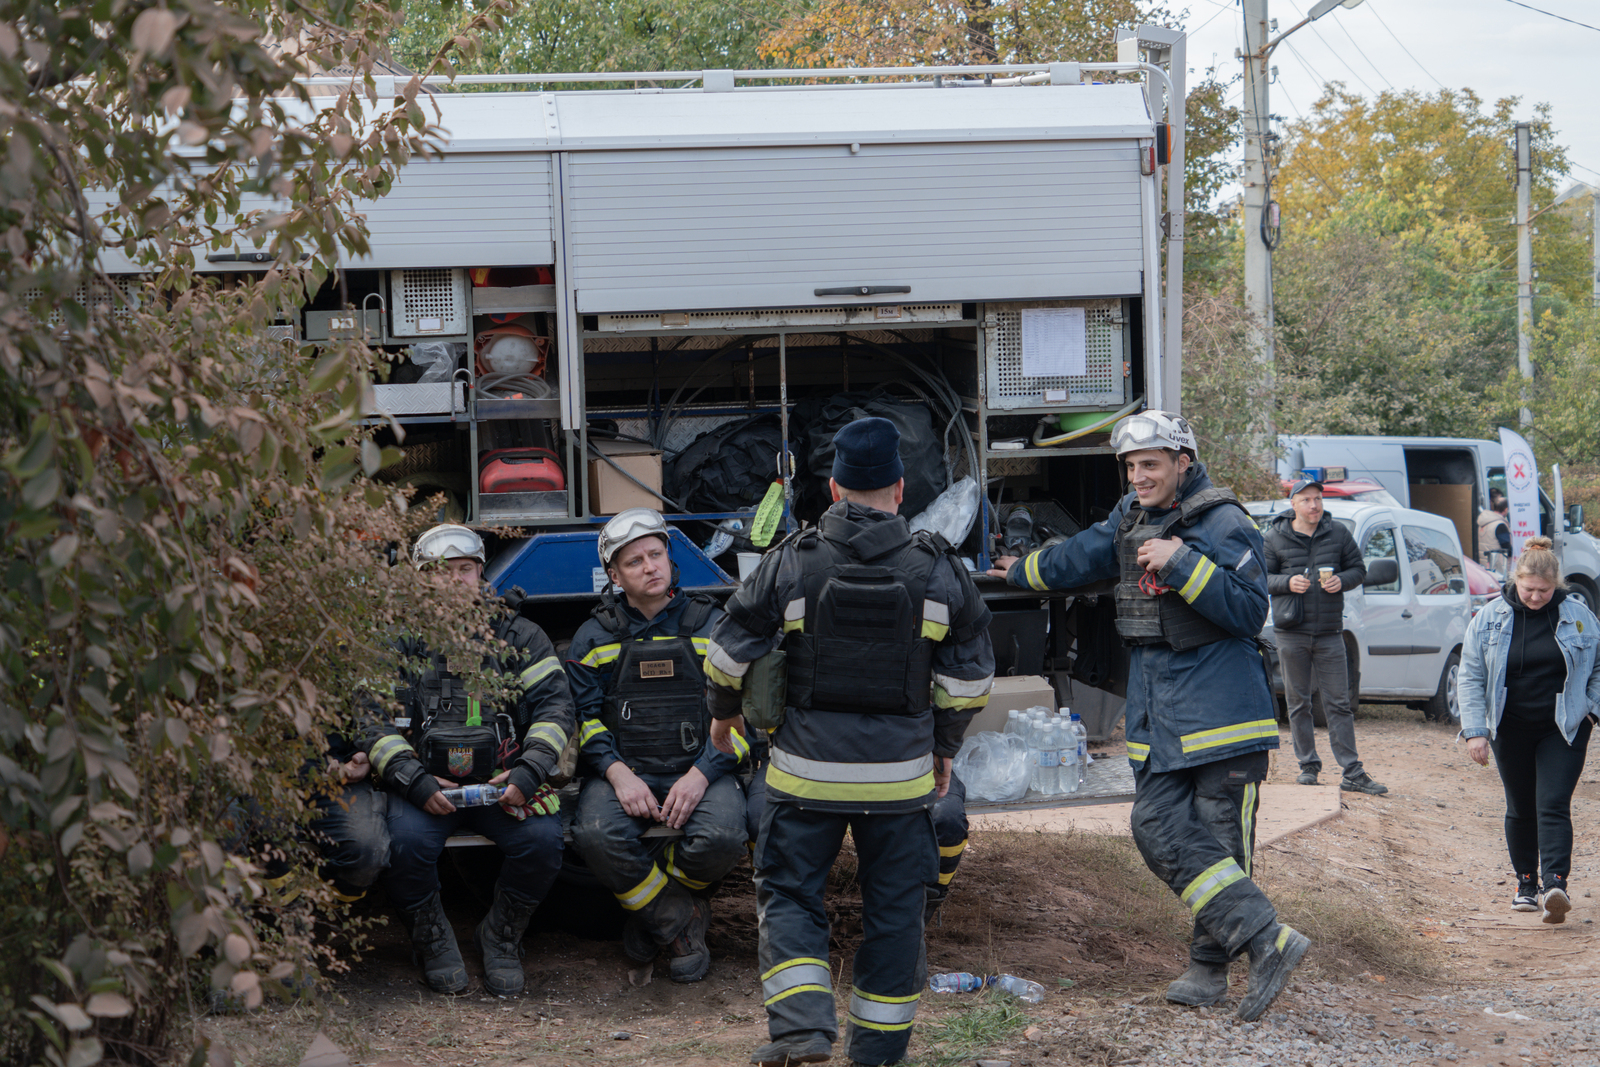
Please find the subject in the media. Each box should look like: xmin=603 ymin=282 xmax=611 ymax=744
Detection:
xmin=1180 ymin=857 xmax=1246 ymax=915
xmin=762 ymin=958 xmax=833 ymax=1005
xmin=848 ymin=987 xmax=920 ymax=1031
xmin=615 ymin=864 xmax=668 ymax=910
xmin=1240 ymin=782 xmax=1258 ymax=878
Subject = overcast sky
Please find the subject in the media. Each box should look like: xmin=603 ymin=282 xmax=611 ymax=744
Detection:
xmin=1183 ymin=0 xmax=1600 ymax=204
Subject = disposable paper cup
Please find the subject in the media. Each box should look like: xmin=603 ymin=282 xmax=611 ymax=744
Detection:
xmin=1318 ymin=566 xmax=1333 ymax=581
xmin=737 ymin=552 xmax=761 ymax=581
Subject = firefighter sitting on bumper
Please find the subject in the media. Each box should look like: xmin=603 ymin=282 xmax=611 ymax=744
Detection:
xmin=566 ymin=508 xmax=748 ymax=983
xmin=363 ymin=524 xmax=573 ymax=997
xmin=989 ymin=411 xmax=1307 ymax=1023
xmin=707 ymin=416 xmax=995 ymax=1067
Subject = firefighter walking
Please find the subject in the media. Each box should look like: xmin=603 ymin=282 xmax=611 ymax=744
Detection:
xmin=708 ymin=417 xmax=995 ymax=1067
xmin=990 ymin=411 xmax=1309 ymax=1022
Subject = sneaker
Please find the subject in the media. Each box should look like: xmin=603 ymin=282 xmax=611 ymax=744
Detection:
xmin=1340 ymin=772 xmax=1388 ymax=795
xmin=1512 ymin=874 xmax=1540 ymax=913
xmin=1542 ymin=885 xmax=1571 ymax=925
xmin=1295 ymin=770 xmax=1319 ymax=786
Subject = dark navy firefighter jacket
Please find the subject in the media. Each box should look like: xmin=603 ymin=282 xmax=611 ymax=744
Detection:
xmin=1006 ymin=463 xmax=1277 ymax=773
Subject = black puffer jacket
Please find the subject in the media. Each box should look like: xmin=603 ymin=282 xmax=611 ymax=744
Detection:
xmin=1262 ymin=512 xmax=1366 ymax=635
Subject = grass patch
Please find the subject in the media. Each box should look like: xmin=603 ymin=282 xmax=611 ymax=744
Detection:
xmin=911 ymin=996 xmax=1031 ymax=1067
xmin=1265 ymin=878 xmax=1442 ymax=982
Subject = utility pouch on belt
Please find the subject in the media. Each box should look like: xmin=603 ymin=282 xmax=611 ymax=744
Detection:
xmin=419 ymin=723 xmax=502 ymax=782
xmin=740 ymin=648 xmax=787 ymax=731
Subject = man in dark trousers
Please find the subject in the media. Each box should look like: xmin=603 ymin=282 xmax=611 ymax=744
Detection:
xmin=989 ymin=411 xmax=1307 ymax=1021
xmin=566 ymin=507 xmax=748 ymax=983
xmin=1263 ymin=479 xmax=1385 ymax=794
xmin=706 ymin=417 xmax=995 ymax=1067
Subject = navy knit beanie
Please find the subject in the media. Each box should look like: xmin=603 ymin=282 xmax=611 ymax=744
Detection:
xmin=831 ymin=416 xmax=904 ymax=490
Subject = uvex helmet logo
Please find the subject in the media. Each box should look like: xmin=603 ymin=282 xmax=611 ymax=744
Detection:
xmin=1508 ymin=449 xmax=1535 ymax=492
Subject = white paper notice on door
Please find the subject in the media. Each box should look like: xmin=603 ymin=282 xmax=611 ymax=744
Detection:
xmin=1020 ymin=307 xmax=1087 ymax=378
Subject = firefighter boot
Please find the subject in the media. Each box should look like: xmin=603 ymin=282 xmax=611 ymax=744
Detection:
xmin=403 ymin=891 xmax=468 ymax=994
xmin=476 ymin=883 xmax=538 ymax=997
xmin=668 ymin=899 xmax=711 ymax=983
xmin=1237 ymin=923 xmax=1310 ymax=1022
xmin=1165 ymin=961 xmax=1229 ymax=1006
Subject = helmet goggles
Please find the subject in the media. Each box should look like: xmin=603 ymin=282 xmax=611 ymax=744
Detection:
xmin=598 ymin=508 xmax=671 ymax=568
xmin=1109 ymin=411 xmax=1198 ymax=459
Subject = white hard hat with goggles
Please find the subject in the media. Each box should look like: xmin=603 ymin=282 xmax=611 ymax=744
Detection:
xmin=597 ymin=508 xmax=672 ymax=569
xmin=412 ymin=524 xmax=486 ymax=569
xmin=1109 ymin=411 xmax=1198 ymax=459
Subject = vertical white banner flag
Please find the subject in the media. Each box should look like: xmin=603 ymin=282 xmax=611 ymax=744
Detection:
xmin=1498 ymin=427 xmax=1540 ymax=559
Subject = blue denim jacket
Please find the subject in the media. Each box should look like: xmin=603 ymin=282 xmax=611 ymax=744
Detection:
xmin=1458 ymin=593 xmax=1600 ymax=743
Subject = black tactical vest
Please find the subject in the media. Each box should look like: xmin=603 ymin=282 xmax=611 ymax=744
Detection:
xmin=1114 ymin=487 xmax=1246 ymax=651
xmin=597 ymin=593 xmax=717 ymax=776
xmin=396 ymin=654 xmax=512 ymax=782
xmin=783 ymin=513 xmax=942 ymax=715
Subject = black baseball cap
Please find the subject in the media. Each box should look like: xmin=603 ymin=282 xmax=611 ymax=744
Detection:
xmin=1288 ymin=478 xmax=1324 ymax=498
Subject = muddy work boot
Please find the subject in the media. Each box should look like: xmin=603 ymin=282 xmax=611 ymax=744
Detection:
xmin=752 ymin=1030 xmax=833 ymax=1066
xmin=668 ymin=899 xmax=712 ymax=983
xmin=403 ymin=891 xmax=468 ymax=994
xmin=1237 ymin=923 xmax=1310 ymax=1022
xmin=1165 ymin=960 xmax=1229 ymax=1006
xmin=476 ymin=883 xmax=539 ymax=996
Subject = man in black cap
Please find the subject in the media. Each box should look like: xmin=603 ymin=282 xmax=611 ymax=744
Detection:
xmin=706 ymin=416 xmax=995 ymax=1067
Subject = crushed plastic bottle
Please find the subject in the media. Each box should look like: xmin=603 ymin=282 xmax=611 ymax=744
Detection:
xmin=928 ymin=973 xmax=1046 ymax=1004
xmin=439 ymin=783 xmax=505 ymax=808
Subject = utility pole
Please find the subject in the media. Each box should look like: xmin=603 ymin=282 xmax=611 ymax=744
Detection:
xmin=1514 ymin=122 xmax=1533 ymax=427
xmin=1241 ymin=0 xmax=1274 ymax=434
xmin=1238 ymin=0 xmax=1364 ymax=446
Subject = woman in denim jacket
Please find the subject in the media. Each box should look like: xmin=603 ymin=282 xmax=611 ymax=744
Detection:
xmin=1459 ymin=537 xmax=1600 ymax=924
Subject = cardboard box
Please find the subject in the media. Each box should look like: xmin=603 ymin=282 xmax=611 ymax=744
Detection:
xmin=966 ymin=674 xmax=1056 ymax=736
xmin=588 ymin=438 xmax=664 ymax=515
xmin=1408 ymin=483 xmax=1474 ymax=560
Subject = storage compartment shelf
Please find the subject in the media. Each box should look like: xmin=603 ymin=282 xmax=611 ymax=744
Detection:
xmin=478 ymin=490 xmax=569 ymax=523
xmin=472 ymin=284 xmax=557 ymax=314
xmin=475 ymin=397 xmax=561 ymax=420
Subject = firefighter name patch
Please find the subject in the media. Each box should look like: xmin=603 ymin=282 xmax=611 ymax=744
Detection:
xmin=447 ymin=747 xmax=475 ymax=777
xmin=639 ymin=659 xmax=675 ymax=679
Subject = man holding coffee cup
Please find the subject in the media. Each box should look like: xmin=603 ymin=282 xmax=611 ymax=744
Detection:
xmin=1262 ymin=479 xmax=1387 ymax=795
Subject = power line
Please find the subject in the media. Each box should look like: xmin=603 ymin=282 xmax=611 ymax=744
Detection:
xmin=1329 ymin=11 xmax=1395 ymax=91
xmin=1497 ymin=0 xmax=1600 ymax=33
xmin=1366 ymin=1 xmax=1446 ymax=89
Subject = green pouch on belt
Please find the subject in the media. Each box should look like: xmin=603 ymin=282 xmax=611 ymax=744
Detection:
xmin=740 ymin=648 xmax=787 ymax=731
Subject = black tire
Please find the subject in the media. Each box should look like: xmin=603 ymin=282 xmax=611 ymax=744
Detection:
xmin=1566 ymin=576 xmax=1600 ymax=615
xmin=1422 ymin=650 xmax=1461 ymax=723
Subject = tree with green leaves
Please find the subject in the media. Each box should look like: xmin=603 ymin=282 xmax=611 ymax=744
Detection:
xmin=0 ymin=2 xmax=511 ymax=1063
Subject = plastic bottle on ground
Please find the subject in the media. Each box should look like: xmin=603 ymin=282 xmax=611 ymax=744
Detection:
xmin=439 ymin=783 xmax=505 ymax=808
xmin=928 ymin=972 xmax=985 ymax=994
xmin=990 ymin=975 xmax=1047 ymax=1004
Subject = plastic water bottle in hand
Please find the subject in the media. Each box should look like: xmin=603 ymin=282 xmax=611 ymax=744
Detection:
xmin=440 ymin=784 xmax=505 ymax=808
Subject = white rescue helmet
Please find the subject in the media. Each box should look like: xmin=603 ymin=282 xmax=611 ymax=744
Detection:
xmin=413 ymin=524 xmax=486 ymax=569
xmin=1110 ymin=410 xmax=1199 ymax=460
xmin=598 ymin=507 xmax=671 ymax=569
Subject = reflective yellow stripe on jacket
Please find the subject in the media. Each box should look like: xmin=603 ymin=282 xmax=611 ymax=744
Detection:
xmin=766 ymin=748 xmax=935 ymax=803
xmin=369 ymin=734 xmax=416 ymax=777
xmin=1180 ymin=719 xmax=1278 ymax=755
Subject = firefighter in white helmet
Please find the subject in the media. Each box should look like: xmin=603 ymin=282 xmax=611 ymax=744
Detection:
xmin=360 ymin=524 xmax=574 ymax=996
xmin=565 ymin=508 xmax=748 ymax=983
xmin=989 ymin=410 xmax=1308 ymax=1022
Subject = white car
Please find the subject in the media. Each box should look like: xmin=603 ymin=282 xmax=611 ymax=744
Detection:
xmin=1245 ymin=498 xmax=1473 ymax=723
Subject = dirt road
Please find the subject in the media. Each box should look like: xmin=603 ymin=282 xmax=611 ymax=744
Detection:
xmin=205 ymin=713 xmax=1600 ymax=1067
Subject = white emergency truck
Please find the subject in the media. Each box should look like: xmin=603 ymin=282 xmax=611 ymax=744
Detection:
xmin=93 ymin=36 xmax=1195 ymax=739
xmin=1278 ymin=435 xmax=1600 ymax=610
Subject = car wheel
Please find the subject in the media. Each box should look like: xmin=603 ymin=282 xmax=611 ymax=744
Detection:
xmin=1566 ymin=576 xmax=1600 ymax=614
xmin=1423 ymin=650 xmax=1461 ymax=723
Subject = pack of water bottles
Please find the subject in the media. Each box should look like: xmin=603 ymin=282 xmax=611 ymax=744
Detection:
xmin=953 ymin=706 xmax=1090 ymax=800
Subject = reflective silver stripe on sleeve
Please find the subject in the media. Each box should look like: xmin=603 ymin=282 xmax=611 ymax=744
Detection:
xmin=770 ymin=747 xmax=935 ymax=784
xmin=523 ymin=722 xmax=568 ymax=753
xmin=922 ymin=599 xmax=950 ymax=626
xmin=932 ymin=673 xmax=991 ymax=699
xmin=705 ymin=639 xmax=750 ymax=680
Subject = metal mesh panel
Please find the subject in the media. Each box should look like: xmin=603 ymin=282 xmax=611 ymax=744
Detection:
xmin=390 ymin=268 xmax=467 ymax=337
xmin=986 ymin=299 xmax=1125 ymax=410
xmin=20 ymin=278 xmax=140 ymax=325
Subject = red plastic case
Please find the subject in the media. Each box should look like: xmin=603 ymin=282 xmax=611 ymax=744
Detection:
xmin=479 ymin=448 xmax=566 ymax=494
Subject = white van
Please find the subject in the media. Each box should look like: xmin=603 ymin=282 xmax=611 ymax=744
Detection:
xmin=1244 ymin=498 xmax=1472 ymax=722
xmin=1277 ymin=435 xmax=1600 ymax=610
